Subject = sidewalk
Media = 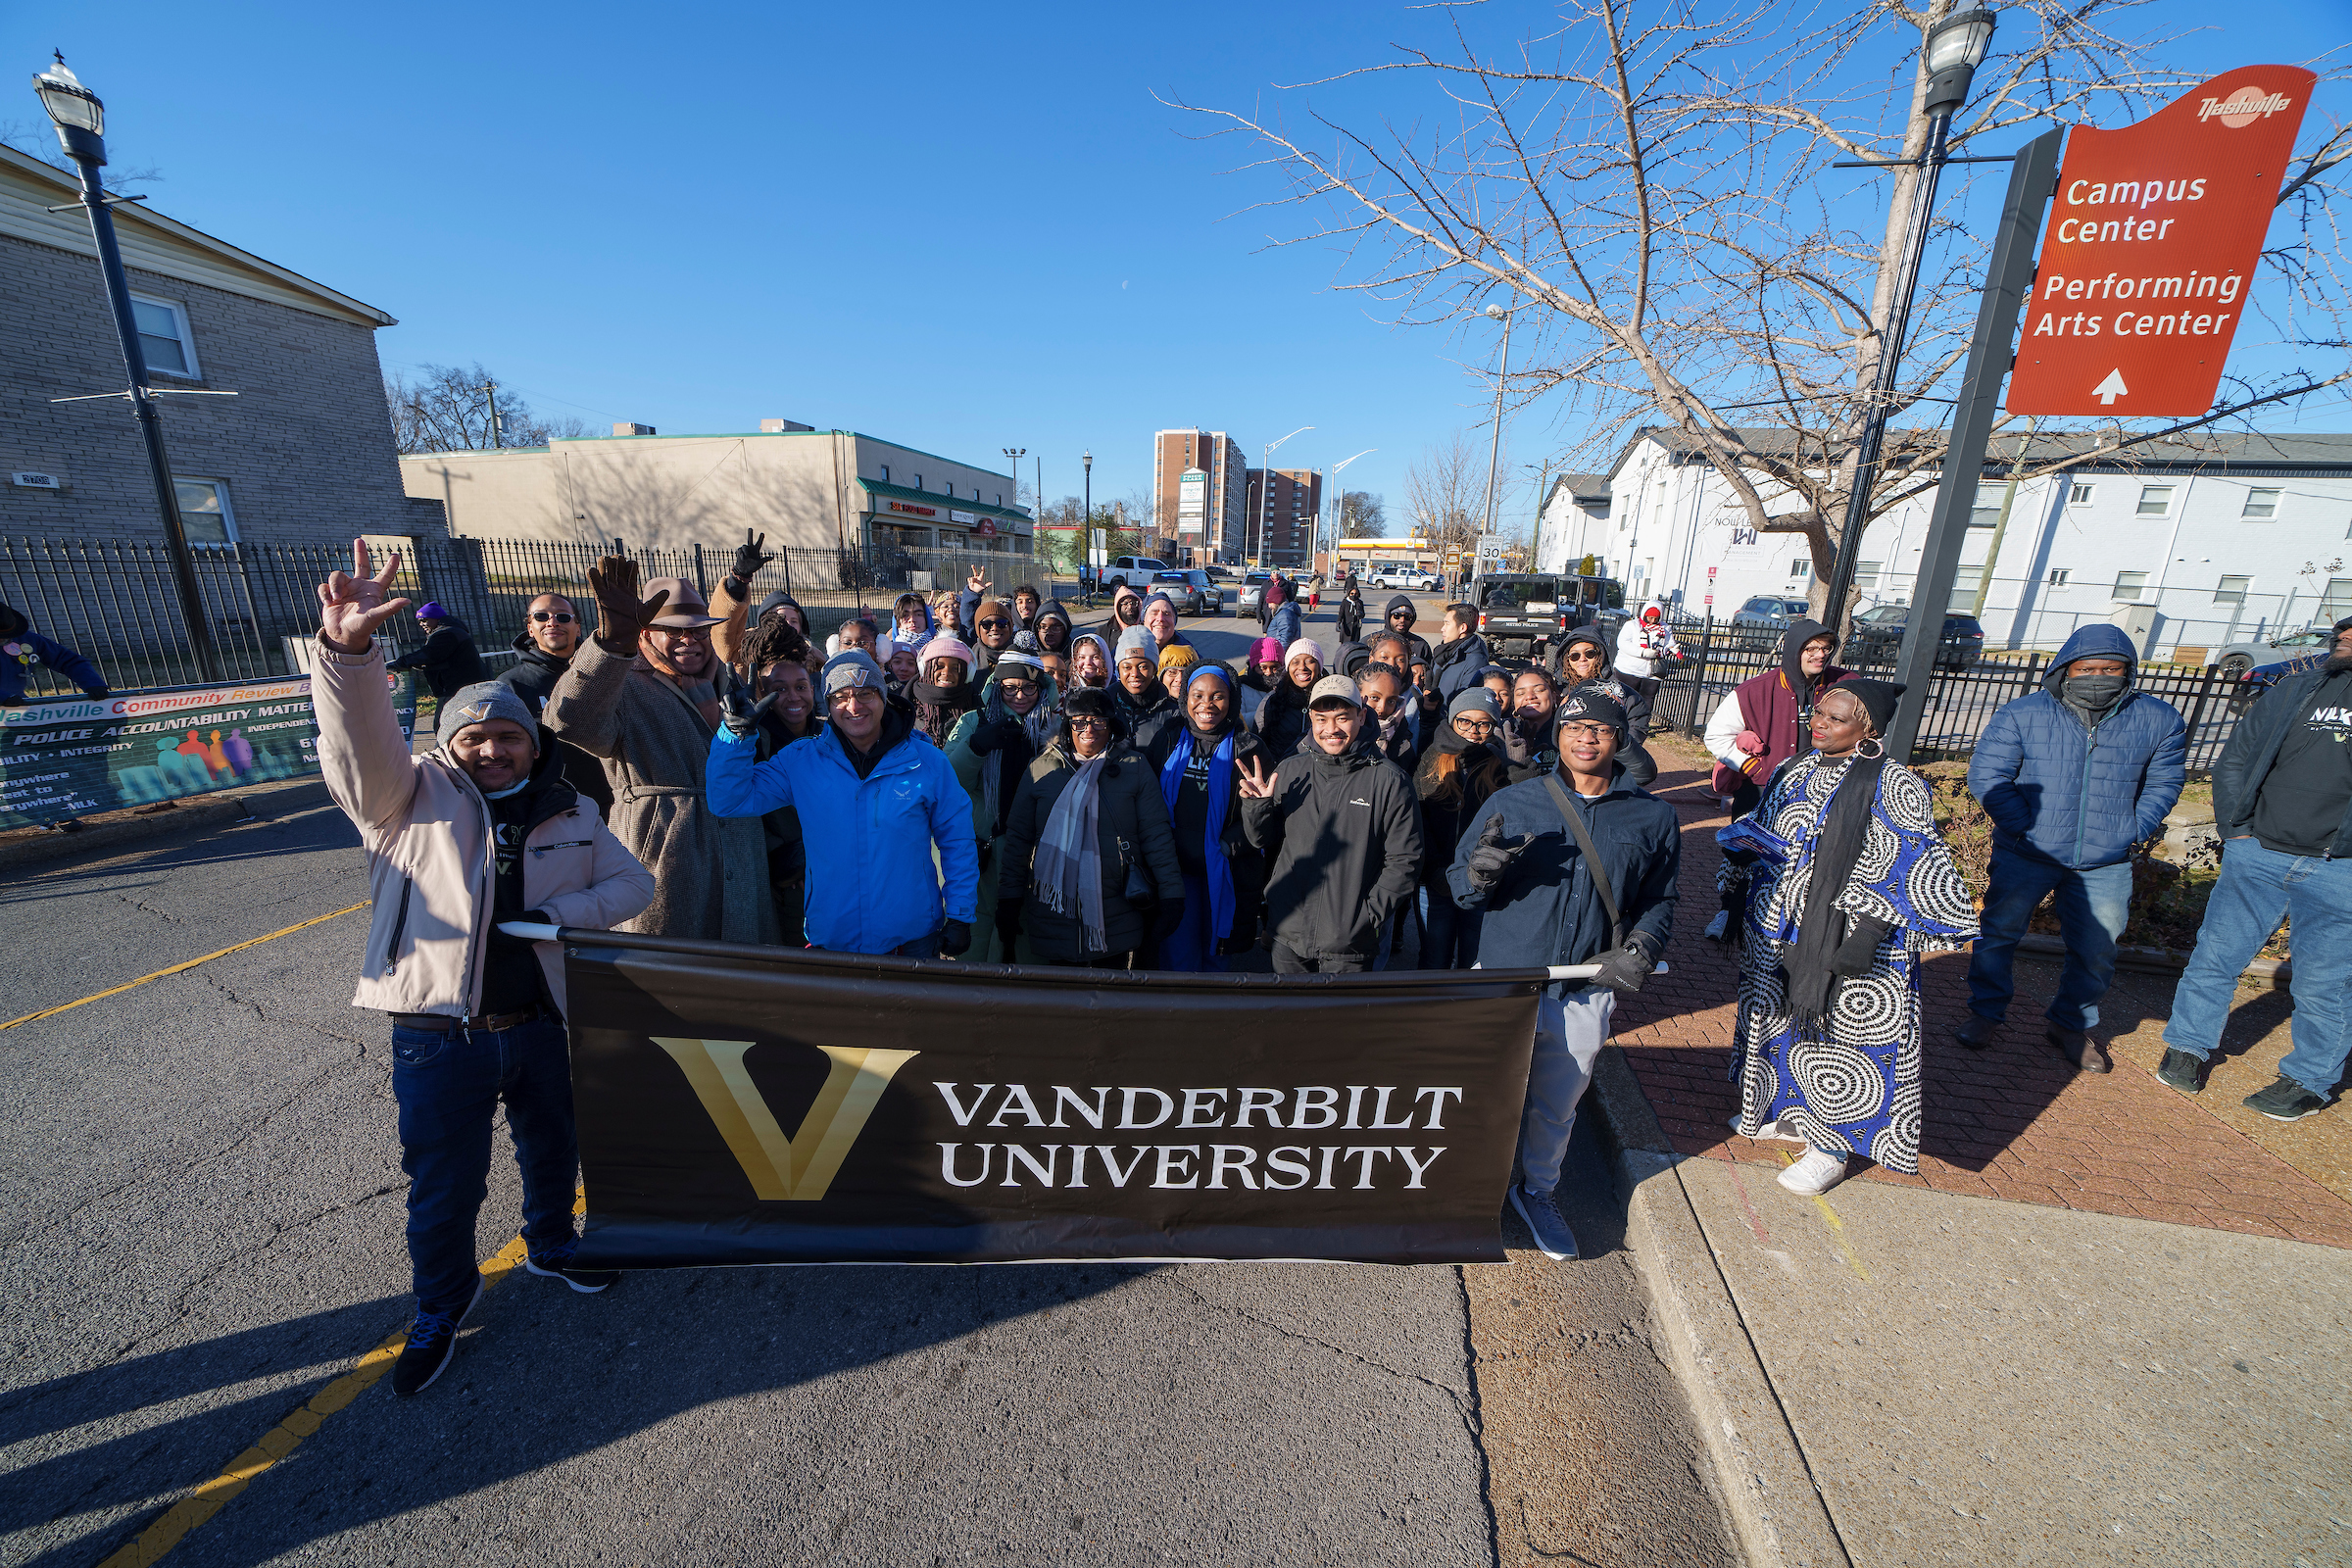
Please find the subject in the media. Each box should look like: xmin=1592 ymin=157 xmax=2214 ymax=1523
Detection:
xmin=1593 ymin=742 xmax=2352 ymax=1567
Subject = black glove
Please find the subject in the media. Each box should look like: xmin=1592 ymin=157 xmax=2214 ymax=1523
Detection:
xmin=995 ymin=897 xmax=1024 ymax=957
xmin=971 ymin=716 xmax=1025 ymax=755
xmin=1464 ymin=815 xmax=1532 ymax=893
xmin=719 ymin=685 xmax=777 ymax=739
xmin=727 ymin=529 xmax=772 ymax=593
xmin=1151 ymin=897 xmax=1187 ymax=946
xmin=1588 ymin=940 xmax=1657 ymax=992
xmin=939 ymin=918 xmax=972 ymax=958
xmin=1829 ymin=915 xmax=1893 ymax=977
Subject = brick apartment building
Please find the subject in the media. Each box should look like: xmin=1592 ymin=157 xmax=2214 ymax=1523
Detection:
xmin=0 ymin=144 xmax=416 ymax=548
xmin=1243 ymin=467 xmax=1323 ymax=569
xmin=1152 ymin=429 xmax=1249 ymax=564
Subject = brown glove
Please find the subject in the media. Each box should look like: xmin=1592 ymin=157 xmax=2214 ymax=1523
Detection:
xmin=586 ymin=556 xmax=671 ymax=654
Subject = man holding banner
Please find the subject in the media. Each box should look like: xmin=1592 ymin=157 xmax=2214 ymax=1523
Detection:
xmin=1449 ymin=690 xmax=1679 ymax=1261
xmin=310 ymin=542 xmax=655 ymax=1397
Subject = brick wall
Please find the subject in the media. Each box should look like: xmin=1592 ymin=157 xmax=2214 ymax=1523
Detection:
xmin=0 ymin=232 xmax=415 ymax=546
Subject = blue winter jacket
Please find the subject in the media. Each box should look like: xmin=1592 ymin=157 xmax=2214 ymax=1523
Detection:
xmin=1966 ymin=623 xmax=2186 ymax=870
xmin=706 ymin=714 xmax=980 ymax=954
xmin=1 ymin=628 xmax=107 ymax=705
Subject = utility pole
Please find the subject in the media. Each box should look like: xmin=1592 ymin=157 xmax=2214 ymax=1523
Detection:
xmin=1479 ymin=303 xmax=1515 ymax=541
xmin=481 ymin=381 xmax=504 ymax=449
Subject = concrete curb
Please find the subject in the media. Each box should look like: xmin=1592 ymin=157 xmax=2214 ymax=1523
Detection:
xmin=1589 ymin=1045 xmax=1853 ymax=1568
xmin=0 ymin=777 xmax=332 ymax=876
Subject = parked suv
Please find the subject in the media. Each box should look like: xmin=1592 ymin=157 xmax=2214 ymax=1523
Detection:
xmin=1371 ymin=565 xmax=1440 ymax=592
xmin=1148 ymin=568 xmax=1225 ymax=616
xmin=1103 ymin=556 xmax=1169 ymax=591
xmin=1469 ymin=572 xmax=1629 ymax=665
xmin=1729 ymin=595 xmax=1816 ymax=633
xmin=1843 ymin=604 xmax=1985 ymax=669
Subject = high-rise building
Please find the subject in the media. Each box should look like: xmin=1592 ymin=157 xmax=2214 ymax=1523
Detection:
xmin=1153 ymin=429 xmax=1250 ymax=564
xmin=1243 ymin=467 xmax=1324 ymax=568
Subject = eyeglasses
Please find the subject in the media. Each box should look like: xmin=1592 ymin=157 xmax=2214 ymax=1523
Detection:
xmin=978 ymin=618 xmax=1011 ymax=630
xmin=998 ymin=679 xmax=1038 ymax=697
xmin=1454 ymin=717 xmax=1495 ymax=735
xmin=1558 ymin=722 xmax=1615 ymax=742
xmin=528 ymin=611 xmax=576 ymax=624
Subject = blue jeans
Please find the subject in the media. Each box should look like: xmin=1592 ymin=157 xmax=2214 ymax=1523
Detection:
xmin=391 ymin=1011 xmax=579 ymax=1317
xmin=1419 ymin=880 xmax=1485 ymax=970
xmin=1155 ymin=872 xmax=1228 ymax=972
xmin=2164 ymin=841 xmax=2352 ymax=1097
xmin=1967 ymin=845 xmax=2133 ymax=1031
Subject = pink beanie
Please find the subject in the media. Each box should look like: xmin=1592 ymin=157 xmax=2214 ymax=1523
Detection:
xmin=920 ymin=634 xmax=975 ymax=666
xmin=1250 ymin=636 xmax=1285 ymax=664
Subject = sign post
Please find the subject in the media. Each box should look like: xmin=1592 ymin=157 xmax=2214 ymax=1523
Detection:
xmin=2008 ymin=66 xmax=2313 ymax=416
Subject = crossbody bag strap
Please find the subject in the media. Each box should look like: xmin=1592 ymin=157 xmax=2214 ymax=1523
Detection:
xmin=1540 ymin=770 xmax=1625 ymax=951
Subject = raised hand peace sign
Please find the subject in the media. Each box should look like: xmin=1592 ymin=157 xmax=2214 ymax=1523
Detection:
xmin=318 ymin=538 xmax=411 ymax=655
xmin=1236 ymin=755 xmax=1278 ymax=800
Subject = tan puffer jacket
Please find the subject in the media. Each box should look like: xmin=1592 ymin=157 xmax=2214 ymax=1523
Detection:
xmin=312 ymin=641 xmax=654 ymax=1018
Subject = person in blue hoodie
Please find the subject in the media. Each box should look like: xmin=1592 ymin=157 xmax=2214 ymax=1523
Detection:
xmin=706 ymin=649 xmax=978 ymax=958
xmin=1960 ymin=623 xmax=2185 ymax=1072
xmin=0 ymin=602 xmax=107 ymax=705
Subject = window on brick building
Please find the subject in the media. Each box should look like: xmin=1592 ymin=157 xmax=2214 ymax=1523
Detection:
xmin=173 ymin=478 xmax=237 ymax=546
xmin=132 ymin=295 xmax=199 ymax=378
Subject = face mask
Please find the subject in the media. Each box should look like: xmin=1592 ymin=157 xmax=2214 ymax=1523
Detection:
xmin=2062 ymin=673 xmax=2129 ymax=711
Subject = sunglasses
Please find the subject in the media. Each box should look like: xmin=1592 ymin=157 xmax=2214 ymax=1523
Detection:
xmin=1068 ymin=714 xmax=1108 ymax=729
xmin=529 ymin=611 xmax=576 ymax=624
xmin=978 ymin=618 xmax=1011 ymax=630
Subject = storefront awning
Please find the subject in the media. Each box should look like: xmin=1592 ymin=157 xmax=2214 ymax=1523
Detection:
xmin=859 ymin=478 xmax=1031 ymax=527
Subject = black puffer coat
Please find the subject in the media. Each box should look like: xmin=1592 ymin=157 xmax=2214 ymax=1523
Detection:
xmin=1001 ymin=740 xmax=1185 ymax=961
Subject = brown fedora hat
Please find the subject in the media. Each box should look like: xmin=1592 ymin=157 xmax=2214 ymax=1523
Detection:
xmin=640 ymin=575 xmax=723 ymax=629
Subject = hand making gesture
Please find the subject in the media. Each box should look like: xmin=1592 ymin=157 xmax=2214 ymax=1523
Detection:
xmin=727 ymin=529 xmax=773 ymax=593
xmin=966 ymin=564 xmax=992 ymax=598
xmin=585 ymin=555 xmax=671 ymax=654
xmin=1236 ymin=755 xmax=1278 ymax=800
xmin=318 ymin=538 xmax=410 ymax=655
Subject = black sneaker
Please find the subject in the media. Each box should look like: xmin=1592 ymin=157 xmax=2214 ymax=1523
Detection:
xmin=1508 ymin=1183 xmax=1581 ymax=1261
xmin=2155 ymin=1047 xmax=2206 ymax=1094
xmin=392 ymin=1275 xmax=483 ymax=1397
xmin=2242 ymin=1076 xmax=2329 ymax=1123
xmin=524 ymin=1241 xmax=619 ymax=1294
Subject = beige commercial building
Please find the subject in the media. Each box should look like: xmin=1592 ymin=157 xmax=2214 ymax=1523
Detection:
xmin=401 ymin=423 xmax=1032 ymax=557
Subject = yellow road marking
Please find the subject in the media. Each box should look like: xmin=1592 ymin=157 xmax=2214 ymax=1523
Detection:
xmin=1 ymin=903 xmax=369 ymax=1030
xmin=97 ymin=1192 xmax=585 ymax=1567
xmin=1777 ymin=1152 xmax=1873 ymax=1283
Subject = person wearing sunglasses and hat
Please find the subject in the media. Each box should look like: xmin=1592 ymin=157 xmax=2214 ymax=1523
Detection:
xmin=1446 ymin=689 xmax=1680 ymax=1259
xmin=545 ymin=557 xmax=779 ymax=945
xmin=1719 ymin=678 xmax=1977 ymax=1199
xmin=497 ymin=591 xmax=611 ymax=812
xmin=386 ymin=599 xmax=487 ymax=707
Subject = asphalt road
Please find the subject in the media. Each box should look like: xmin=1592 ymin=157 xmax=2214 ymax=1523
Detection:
xmin=0 ymin=618 xmax=1730 ymax=1568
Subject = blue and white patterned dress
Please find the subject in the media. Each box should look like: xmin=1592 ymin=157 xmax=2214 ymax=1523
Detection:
xmin=1726 ymin=753 xmax=1978 ymax=1173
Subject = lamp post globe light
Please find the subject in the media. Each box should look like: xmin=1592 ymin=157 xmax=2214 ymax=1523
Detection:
xmin=1815 ymin=7 xmax=1996 ymax=635
xmin=33 ymin=54 xmax=223 ymax=682
xmin=1081 ymin=449 xmax=1093 ymax=593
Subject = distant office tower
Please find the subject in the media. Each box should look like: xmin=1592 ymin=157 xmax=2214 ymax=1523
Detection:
xmin=1244 ymin=467 xmax=1323 ymax=569
xmin=1153 ymin=430 xmax=1250 ymax=564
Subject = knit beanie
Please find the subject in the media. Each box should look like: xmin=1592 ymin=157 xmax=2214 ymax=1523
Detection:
xmin=1250 ymin=636 xmax=1284 ymax=665
xmin=435 ymin=681 xmax=537 ymax=751
xmin=1285 ymin=638 xmax=1322 ymax=666
xmin=1115 ymin=626 xmax=1156 ymax=667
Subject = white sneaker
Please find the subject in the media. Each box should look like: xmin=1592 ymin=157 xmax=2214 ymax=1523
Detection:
xmin=1777 ymin=1148 xmax=1848 ymax=1196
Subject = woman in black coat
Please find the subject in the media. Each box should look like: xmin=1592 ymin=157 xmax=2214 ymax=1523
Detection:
xmin=998 ymin=688 xmax=1186 ymax=967
xmin=1147 ymin=664 xmax=1269 ymax=971
xmin=1412 ymin=688 xmax=1513 ymax=968
xmin=1250 ymin=641 xmax=1323 ymax=760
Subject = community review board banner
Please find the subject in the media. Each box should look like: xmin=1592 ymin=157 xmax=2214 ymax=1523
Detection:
xmin=563 ymin=930 xmax=1544 ymax=1267
xmin=0 ymin=671 xmax=416 ymax=830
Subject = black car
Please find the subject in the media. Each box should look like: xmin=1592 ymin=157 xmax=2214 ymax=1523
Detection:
xmin=1845 ymin=605 xmax=1984 ymax=669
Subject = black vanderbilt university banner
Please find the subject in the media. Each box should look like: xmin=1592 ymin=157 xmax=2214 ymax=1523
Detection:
xmin=560 ymin=930 xmax=1544 ymax=1266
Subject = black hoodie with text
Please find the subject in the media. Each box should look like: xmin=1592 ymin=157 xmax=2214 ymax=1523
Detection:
xmin=1241 ymin=740 xmax=1423 ymax=960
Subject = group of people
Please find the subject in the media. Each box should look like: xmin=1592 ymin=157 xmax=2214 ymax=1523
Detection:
xmin=304 ymin=531 xmax=2350 ymax=1396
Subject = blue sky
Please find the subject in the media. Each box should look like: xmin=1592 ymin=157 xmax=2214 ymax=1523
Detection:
xmin=9 ymin=0 xmax=2347 ymax=536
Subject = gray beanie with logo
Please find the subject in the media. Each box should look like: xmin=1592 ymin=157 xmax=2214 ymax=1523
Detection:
xmin=435 ymin=681 xmax=539 ymax=751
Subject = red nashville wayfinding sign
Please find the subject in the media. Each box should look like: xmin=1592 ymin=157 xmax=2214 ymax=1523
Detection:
xmin=2007 ymin=65 xmax=2314 ymax=416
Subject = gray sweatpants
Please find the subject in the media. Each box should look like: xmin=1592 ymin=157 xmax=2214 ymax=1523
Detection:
xmin=1518 ymin=988 xmax=1616 ymax=1195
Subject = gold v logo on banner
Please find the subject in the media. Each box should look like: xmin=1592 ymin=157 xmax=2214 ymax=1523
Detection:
xmin=651 ymin=1039 xmax=919 ymax=1201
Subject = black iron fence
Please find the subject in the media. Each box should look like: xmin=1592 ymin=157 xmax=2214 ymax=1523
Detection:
xmin=1651 ymin=615 xmax=2246 ymax=778
xmin=0 ymin=533 xmax=1046 ymax=701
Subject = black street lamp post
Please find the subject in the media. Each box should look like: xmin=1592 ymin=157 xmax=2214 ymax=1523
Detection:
xmin=33 ymin=54 xmax=223 ymax=682
xmin=1816 ymin=9 xmax=1999 ymax=636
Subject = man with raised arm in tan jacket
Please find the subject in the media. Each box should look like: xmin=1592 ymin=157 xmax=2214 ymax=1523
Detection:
xmin=312 ymin=540 xmax=653 ymax=1397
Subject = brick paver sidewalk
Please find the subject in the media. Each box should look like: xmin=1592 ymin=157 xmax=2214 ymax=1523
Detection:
xmin=1611 ymin=745 xmax=2352 ymax=1250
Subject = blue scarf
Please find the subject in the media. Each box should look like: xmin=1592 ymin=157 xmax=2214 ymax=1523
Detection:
xmin=1159 ymin=668 xmax=1238 ymax=942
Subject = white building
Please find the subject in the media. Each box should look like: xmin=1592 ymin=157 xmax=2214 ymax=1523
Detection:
xmin=1541 ymin=427 xmax=2352 ymax=661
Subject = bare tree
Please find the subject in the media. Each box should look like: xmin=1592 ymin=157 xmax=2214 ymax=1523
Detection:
xmin=385 ymin=363 xmax=588 ymax=453
xmin=1405 ymin=435 xmax=1486 ymax=556
xmin=1175 ymin=0 xmax=2352 ymax=622
xmin=1340 ymin=489 xmax=1388 ymax=538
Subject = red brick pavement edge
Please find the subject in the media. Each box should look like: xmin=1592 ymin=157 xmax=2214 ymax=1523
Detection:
xmin=1612 ymin=757 xmax=2352 ymax=1250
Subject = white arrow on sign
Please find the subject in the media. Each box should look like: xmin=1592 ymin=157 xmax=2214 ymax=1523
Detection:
xmin=2093 ymin=369 xmax=2129 ymax=406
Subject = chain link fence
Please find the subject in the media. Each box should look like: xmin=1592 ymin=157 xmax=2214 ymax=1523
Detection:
xmin=0 ymin=533 xmax=1051 ymax=701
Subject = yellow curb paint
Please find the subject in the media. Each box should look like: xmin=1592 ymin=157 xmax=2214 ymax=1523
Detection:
xmin=1777 ymin=1152 xmax=1873 ymax=1283
xmin=2 ymin=903 xmax=370 ymax=1031
xmin=94 ymin=1224 xmax=553 ymax=1567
